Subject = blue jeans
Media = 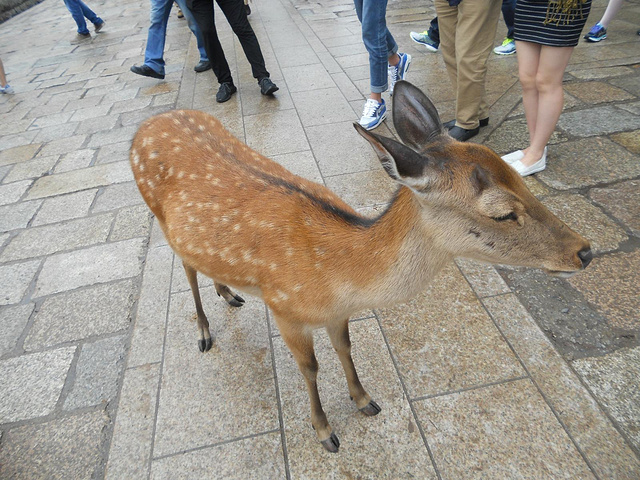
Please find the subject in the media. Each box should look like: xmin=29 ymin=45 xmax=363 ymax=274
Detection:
xmin=63 ymin=0 xmax=102 ymax=35
xmin=353 ymin=0 xmax=398 ymax=93
xmin=144 ymin=0 xmax=208 ymax=75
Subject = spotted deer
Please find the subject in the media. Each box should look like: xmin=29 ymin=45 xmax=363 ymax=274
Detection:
xmin=130 ymin=81 xmax=591 ymax=453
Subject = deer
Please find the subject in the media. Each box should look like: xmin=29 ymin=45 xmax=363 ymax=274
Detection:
xmin=130 ymin=81 xmax=592 ymax=453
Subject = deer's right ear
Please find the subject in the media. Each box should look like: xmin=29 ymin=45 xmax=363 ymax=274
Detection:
xmin=392 ymin=81 xmax=444 ymax=151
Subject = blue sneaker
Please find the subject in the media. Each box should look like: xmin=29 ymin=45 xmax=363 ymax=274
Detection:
xmin=493 ymin=37 xmax=516 ymax=55
xmin=388 ymin=52 xmax=411 ymax=95
xmin=584 ymin=23 xmax=607 ymax=42
xmin=409 ymin=31 xmax=439 ymax=52
xmin=359 ymin=98 xmax=387 ymax=131
xmin=0 ymin=84 xmax=14 ymax=94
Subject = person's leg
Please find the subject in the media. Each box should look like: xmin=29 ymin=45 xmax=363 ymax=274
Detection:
xmin=502 ymin=0 xmax=516 ymax=38
xmin=175 ymin=0 xmax=208 ymax=62
xmin=78 ymin=0 xmax=102 ymax=25
xmin=190 ymin=0 xmax=233 ymax=84
xmin=434 ymin=0 xmax=459 ymax=104
xmin=216 ymin=0 xmax=269 ymax=81
xmin=598 ymin=0 xmax=624 ymax=27
xmin=520 ymin=45 xmax=574 ymax=167
xmin=515 ymin=40 xmax=541 ymax=149
xmin=359 ymin=0 xmax=391 ymax=98
xmin=0 ymin=57 xmax=8 ymax=87
xmin=63 ymin=0 xmax=90 ymax=35
xmin=144 ymin=0 xmax=173 ymax=75
xmin=429 ymin=17 xmax=440 ymax=44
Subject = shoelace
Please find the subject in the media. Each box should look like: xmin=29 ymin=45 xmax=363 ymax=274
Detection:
xmin=589 ymin=23 xmax=603 ymax=35
xmin=362 ymin=99 xmax=380 ymax=118
xmin=388 ymin=64 xmax=398 ymax=86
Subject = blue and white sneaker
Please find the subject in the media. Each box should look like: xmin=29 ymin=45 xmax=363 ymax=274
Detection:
xmin=409 ymin=31 xmax=439 ymax=52
xmin=584 ymin=23 xmax=607 ymax=42
xmin=388 ymin=52 xmax=411 ymax=95
xmin=0 ymin=84 xmax=14 ymax=94
xmin=359 ymin=98 xmax=387 ymax=131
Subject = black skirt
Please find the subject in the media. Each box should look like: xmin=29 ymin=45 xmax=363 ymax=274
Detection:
xmin=514 ymin=0 xmax=592 ymax=47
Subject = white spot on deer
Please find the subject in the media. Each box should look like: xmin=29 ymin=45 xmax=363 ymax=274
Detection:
xmin=189 ymin=174 xmax=197 ymax=180
xmin=139 ymin=164 xmax=145 ymax=172
xmin=161 ymin=132 xmax=169 ymax=138
xmin=177 ymin=171 xmax=185 ymax=179
xmin=269 ymin=263 xmax=278 ymax=271
xmin=189 ymin=118 xmax=195 ymax=124
xmin=149 ymin=151 xmax=158 ymax=160
xmin=198 ymin=124 xmax=205 ymax=131
xmin=293 ymin=284 xmax=302 ymax=292
xmin=147 ymin=180 xmax=155 ymax=188
xmin=285 ymin=248 xmax=295 ymax=257
xmin=173 ymin=118 xmax=181 ymax=125
xmin=167 ymin=166 xmax=174 ymax=176
xmin=276 ymin=290 xmax=290 ymax=302
xmin=142 ymin=137 xmax=152 ymax=147
xmin=173 ymin=147 xmax=182 ymax=153
xmin=233 ymin=224 xmax=241 ymax=232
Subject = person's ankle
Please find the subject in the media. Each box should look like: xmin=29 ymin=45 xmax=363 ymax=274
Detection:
xmin=388 ymin=54 xmax=400 ymax=66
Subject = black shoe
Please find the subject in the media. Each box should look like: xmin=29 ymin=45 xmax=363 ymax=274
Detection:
xmin=216 ymin=82 xmax=237 ymax=103
xmin=194 ymin=60 xmax=211 ymax=73
xmin=259 ymin=77 xmax=279 ymax=95
xmin=449 ymin=125 xmax=480 ymax=142
xmin=130 ymin=64 xmax=164 ymax=79
xmin=443 ymin=118 xmax=489 ymax=129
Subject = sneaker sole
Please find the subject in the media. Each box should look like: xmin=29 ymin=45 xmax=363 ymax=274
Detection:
xmin=494 ymin=49 xmax=516 ymax=55
xmin=410 ymin=36 xmax=438 ymax=52
xmin=585 ymin=35 xmax=607 ymax=42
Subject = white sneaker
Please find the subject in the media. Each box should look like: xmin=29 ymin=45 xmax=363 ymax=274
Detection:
xmin=388 ymin=52 xmax=411 ymax=95
xmin=502 ymin=146 xmax=546 ymax=165
xmin=0 ymin=84 xmax=14 ymax=94
xmin=511 ymin=150 xmax=547 ymax=177
xmin=359 ymin=98 xmax=387 ymax=131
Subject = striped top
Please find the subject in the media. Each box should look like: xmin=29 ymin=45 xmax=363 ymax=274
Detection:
xmin=514 ymin=0 xmax=592 ymax=47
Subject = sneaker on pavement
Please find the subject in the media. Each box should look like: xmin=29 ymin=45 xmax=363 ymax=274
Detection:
xmin=584 ymin=23 xmax=607 ymax=42
xmin=71 ymin=32 xmax=91 ymax=44
xmin=0 ymin=84 xmax=14 ymax=94
xmin=409 ymin=31 xmax=439 ymax=52
xmin=259 ymin=77 xmax=279 ymax=95
xmin=359 ymin=98 xmax=387 ymax=131
xmin=493 ymin=37 xmax=516 ymax=55
xmin=130 ymin=64 xmax=165 ymax=79
xmin=388 ymin=52 xmax=411 ymax=95
xmin=94 ymin=20 xmax=105 ymax=32
xmin=216 ymin=82 xmax=237 ymax=103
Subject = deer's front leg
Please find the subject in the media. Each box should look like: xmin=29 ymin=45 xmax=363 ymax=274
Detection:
xmin=279 ymin=322 xmax=340 ymax=453
xmin=183 ymin=262 xmax=212 ymax=352
xmin=326 ymin=320 xmax=381 ymax=416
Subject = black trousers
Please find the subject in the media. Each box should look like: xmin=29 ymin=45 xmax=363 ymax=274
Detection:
xmin=187 ymin=0 xmax=269 ymax=85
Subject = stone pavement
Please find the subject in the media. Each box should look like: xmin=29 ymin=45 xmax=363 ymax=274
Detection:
xmin=0 ymin=0 xmax=639 ymax=478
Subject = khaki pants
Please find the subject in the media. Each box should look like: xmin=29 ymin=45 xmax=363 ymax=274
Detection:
xmin=434 ymin=0 xmax=501 ymax=129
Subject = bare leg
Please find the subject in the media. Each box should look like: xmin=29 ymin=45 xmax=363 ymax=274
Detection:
xmin=214 ymin=281 xmax=245 ymax=307
xmin=278 ymin=321 xmax=339 ymax=452
xmin=0 ymin=58 xmax=8 ymax=87
xmin=183 ymin=261 xmax=212 ymax=352
xmin=516 ymin=40 xmax=541 ymax=150
xmin=599 ymin=0 xmax=624 ymax=27
xmin=326 ymin=320 xmax=380 ymax=416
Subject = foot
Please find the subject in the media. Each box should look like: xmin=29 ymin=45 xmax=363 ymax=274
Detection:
xmin=448 ymin=125 xmax=479 ymax=142
xmin=443 ymin=118 xmax=488 ymax=130
xmin=359 ymin=399 xmax=381 ymax=416
xmin=198 ymin=337 xmax=212 ymax=352
xmin=502 ymin=146 xmax=546 ymax=165
xmin=409 ymin=31 xmax=439 ymax=52
xmin=130 ymin=64 xmax=165 ymax=79
xmin=320 ymin=432 xmax=340 ymax=453
xmin=0 ymin=84 xmax=14 ymax=94
xmin=194 ymin=60 xmax=212 ymax=73
xmin=511 ymin=149 xmax=547 ymax=177
xmin=216 ymin=82 xmax=237 ymax=103
xmin=359 ymin=98 xmax=387 ymax=131
xmin=71 ymin=32 xmax=91 ymax=44
xmin=94 ymin=20 xmax=105 ymax=33
xmin=584 ymin=23 xmax=607 ymax=42
xmin=388 ymin=52 xmax=411 ymax=95
xmin=259 ymin=77 xmax=279 ymax=95
xmin=493 ymin=37 xmax=516 ymax=55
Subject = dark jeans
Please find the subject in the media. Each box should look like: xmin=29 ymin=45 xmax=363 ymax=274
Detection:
xmin=429 ymin=0 xmax=516 ymax=43
xmin=188 ymin=0 xmax=269 ymax=85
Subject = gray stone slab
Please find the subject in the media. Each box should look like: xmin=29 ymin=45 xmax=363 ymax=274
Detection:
xmin=0 ymin=259 xmax=40 ymax=306
xmin=558 ymin=105 xmax=640 ymax=137
xmin=590 ymin=179 xmax=640 ymax=236
xmin=34 ymin=237 xmax=146 ymax=297
xmin=32 ymin=189 xmax=98 ymax=226
xmin=456 ymin=258 xmax=511 ymax=298
xmin=0 ymin=303 xmax=34 ymax=357
xmin=87 ymin=125 xmax=138 ymax=148
xmin=64 ymin=334 xmax=128 ymax=410
xmin=0 ymin=200 xmax=41 ymax=232
xmin=95 ymin=140 xmax=135 ymax=165
xmin=54 ymin=149 xmax=95 ymax=173
xmin=0 ymin=346 xmax=75 ymax=423
xmin=26 ymin=160 xmax=133 ymax=200
xmin=323 ymin=168 xmax=397 ymax=211
xmin=3 ymin=154 xmax=58 ymax=183
xmin=35 ymin=134 xmax=86 ymax=158
xmin=573 ymin=347 xmax=640 ymax=452
xmin=110 ymin=204 xmax=152 ymax=241
xmin=93 ymin=181 xmax=145 ymax=212
xmin=270 ymin=150 xmax=323 ymax=183
xmin=105 ymin=363 xmax=161 ymax=480
xmin=0 ymin=410 xmax=110 ymax=480
xmin=0 ymin=179 xmax=32 ymax=206
xmin=291 ymin=87 xmax=357 ymax=127
xmin=153 ymin=288 xmax=278 ymax=457
xmin=150 ymin=433 xmax=288 ymax=480
xmin=0 ymin=144 xmax=41 ymax=167
xmin=244 ymin=109 xmax=309 ymax=158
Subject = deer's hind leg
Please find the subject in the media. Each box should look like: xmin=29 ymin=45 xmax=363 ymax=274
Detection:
xmin=214 ymin=281 xmax=245 ymax=307
xmin=183 ymin=261 xmax=212 ymax=352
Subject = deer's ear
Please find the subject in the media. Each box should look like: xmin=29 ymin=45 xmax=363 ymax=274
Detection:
xmin=392 ymin=81 xmax=444 ymax=150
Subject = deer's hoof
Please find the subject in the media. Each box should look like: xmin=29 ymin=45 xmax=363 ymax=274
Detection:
xmin=321 ymin=432 xmax=340 ymax=453
xmin=359 ymin=399 xmax=381 ymax=416
xmin=228 ymin=294 xmax=245 ymax=308
xmin=198 ymin=338 xmax=212 ymax=352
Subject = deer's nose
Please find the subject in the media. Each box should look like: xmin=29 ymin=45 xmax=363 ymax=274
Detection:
xmin=578 ymin=248 xmax=592 ymax=269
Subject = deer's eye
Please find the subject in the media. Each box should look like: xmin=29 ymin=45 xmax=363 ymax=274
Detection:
xmin=492 ymin=212 xmax=518 ymax=222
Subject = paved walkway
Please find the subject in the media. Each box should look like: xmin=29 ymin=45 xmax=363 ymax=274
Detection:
xmin=1 ymin=0 xmax=639 ymax=478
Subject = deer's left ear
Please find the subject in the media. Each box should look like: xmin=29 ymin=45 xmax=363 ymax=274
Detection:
xmin=392 ymin=81 xmax=445 ymax=150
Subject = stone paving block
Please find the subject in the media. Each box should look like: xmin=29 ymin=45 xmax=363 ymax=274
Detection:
xmin=70 ymin=104 xmax=113 ymax=124
xmin=274 ymin=318 xmax=437 ymax=479
xmin=455 ymin=258 xmax=511 ymax=298
xmin=0 ymin=410 xmax=110 ymax=480
xmin=572 ymin=347 xmax=640 ymax=452
xmin=414 ymin=379 xmax=594 ymax=479
xmin=482 ymin=294 xmax=640 ymax=479
xmin=24 ymin=279 xmax=136 ymax=350
xmin=33 ymin=122 xmax=81 ymax=143
xmin=291 ymin=87 xmax=357 ymax=127
xmin=75 ymin=114 xmax=119 ymax=135
xmin=34 ymin=237 xmax=146 ymax=297
xmin=610 ymin=73 xmax=640 ymax=97
xmin=484 ymin=117 xmax=568 ymax=155
xmin=54 ymin=148 xmax=95 ymax=173
xmin=93 ymin=181 xmax=144 ymax=212
xmin=558 ymin=105 xmax=640 ymax=137
xmin=153 ymin=288 xmax=278 ymax=458
xmin=110 ymin=204 xmax=152 ymax=241
xmin=0 ymin=303 xmax=34 ymax=357
xmin=543 ymin=193 xmax=628 ymax=254
xmin=64 ymin=334 xmax=128 ymax=410
xmin=87 ymin=125 xmax=138 ymax=148
xmin=271 ymin=150 xmax=323 ymax=183
xmin=0 ymin=200 xmax=41 ymax=232
xmin=324 ymin=169 xmax=396 ymax=211
xmin=0 ymin=259 xmax=40 ymax=306
xmin=105 ymin=363 xmax=161 ymax=480
xmin=0 ymin=346 xmax=76 ymax=423
xmin=26 ymin=160 xmax=133 ymax=199
xmin=590 ymin=179 xmax=640 ymax=235
xmin=95 ymin=140 xmax=132 ymax=165
xmin=568 ymin=250 xmax=640 ymax=332
xmin=35 ymin=133 xmax=86 ymax=157
xmin=377 ymin=264 xmax=524 ymax=398
xmin=0 ymin=213 xmax=113 ymax=262
xmin=29 ymin=111 xmax=74 ymax=129
xmin=569 ymin=65 xmax=634 ymax=80
xmin=3 ymin=154 xmax=57 ymax=183
xmin=0 ymin=179 xmax=32 ymax=206
xmin=611 ymin=128 xmax=640 ymax=154
xmin=244 ymin=109 xmax=309 ymax=157
xmin=150 ymin=433 xmax=287 ymax=480
xmin=32 ymin=189 xmax=97 ymax=226
xmin=538 ymin=137 xmax=640 ymax=190
xmin=564 ymin=81 xmax=635 ymax=104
